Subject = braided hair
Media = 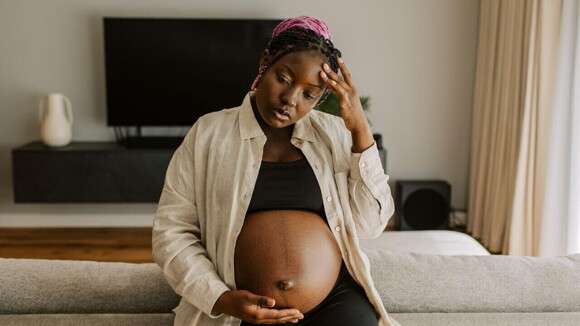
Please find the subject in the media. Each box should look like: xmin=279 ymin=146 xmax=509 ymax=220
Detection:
xmin=252 ymin=26 xmax=342 ymax=105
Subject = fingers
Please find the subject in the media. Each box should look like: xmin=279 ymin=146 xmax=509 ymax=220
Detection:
xmin=337 ymin=57 xmax=354 ymax=87
xmin=244 ymin=292 xmax=303 ymax=324
xmin=320 ymin=69 xmax=353 ymax=112
xmin=318 ymin=58 xmax=368 ymax=133
xmin=320 ymin=59 xmax=356 ymax=90
xmin=254 ymin=307 xmax=304 ymax=324
xmin=245 ymin=292 xmax=275 ymax=308
xmin=259 ymin=296 xmax=275 ymax=308
xmin=321 ymin=63 xmax=350 ymax=92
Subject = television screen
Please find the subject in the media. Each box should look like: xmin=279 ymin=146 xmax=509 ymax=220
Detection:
xmin=103 ymin=18 xmax=281 ymax=126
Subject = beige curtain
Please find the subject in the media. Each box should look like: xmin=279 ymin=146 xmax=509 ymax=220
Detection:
xmin=467 ymin=0 xmax=562 ymax=255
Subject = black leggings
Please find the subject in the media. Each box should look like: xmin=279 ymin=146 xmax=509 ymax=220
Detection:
xmin=240 ymin=264 xmax=379 ymax=326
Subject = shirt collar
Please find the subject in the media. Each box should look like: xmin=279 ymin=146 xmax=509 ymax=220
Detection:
xmin=238 ymin=91 xmax=316 ymax=142
xmin=239 ymin=92 xmax=264 ymax=140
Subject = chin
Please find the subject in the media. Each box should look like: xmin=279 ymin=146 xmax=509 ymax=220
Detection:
xmin=267 ymin=120 xmax=293 ymax=129
xmin=263 ymin=111 xmax=294 ymax=128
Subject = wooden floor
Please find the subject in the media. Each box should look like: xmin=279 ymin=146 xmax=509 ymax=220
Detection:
xmin=0 ymin=226 xmax=479 ymax=264
xmin=0 ymin=227 xmax=154 ymax=263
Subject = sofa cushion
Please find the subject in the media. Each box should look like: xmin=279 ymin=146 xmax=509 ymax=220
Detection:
xmin=390 ymin=312 xmax=580 ymax=326
xmin=0 ymin=314 xmax=174 ymax=326
xmin=364 ymin=252 xmax=580 ymax=313
xmin=0 ymin=258 xmax=180 ymax=314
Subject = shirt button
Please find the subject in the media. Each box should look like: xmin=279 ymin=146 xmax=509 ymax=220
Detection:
xmin=326 ymin=196 xmax=332 ymax=202
xmin=344 ymin=250 xmax=348 ymax=256
xmin=362 ymin=170 xmax=368 ymax=175
xmin=334 ymin=226 xmax=341 ymax=232
xmin=361 ymin=162 xmax=366 ymax=167
xmin=314 ymin=164 xmax=318 ymax=169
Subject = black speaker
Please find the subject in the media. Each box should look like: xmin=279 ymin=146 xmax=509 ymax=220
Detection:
xmin=395 ymin=180 xmax=451 ymax=230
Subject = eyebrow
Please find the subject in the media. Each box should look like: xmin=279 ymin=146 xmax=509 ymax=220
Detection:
xmin=281 ymin=64 xmax=324 ymax=90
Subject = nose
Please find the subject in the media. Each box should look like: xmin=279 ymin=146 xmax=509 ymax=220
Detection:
xmin=280 ymin=87 xmax=298 ymax=107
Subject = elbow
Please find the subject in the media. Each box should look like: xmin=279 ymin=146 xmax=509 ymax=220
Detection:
xmin=359 ymin=197 xmax=395 ymax=239
xmin=360 ymin=225 xmax=385 ymax=239
xmin=355 ymin=210 xmax=386 ymax=239
xmin=383 ymin=195 xmax=395 ymax=224
xmin=151 ymin=235 xmax=168 ymax=268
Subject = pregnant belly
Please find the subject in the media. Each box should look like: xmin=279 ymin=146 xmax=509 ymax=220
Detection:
xmin=234 ymin=210 xmax=342 ymax=313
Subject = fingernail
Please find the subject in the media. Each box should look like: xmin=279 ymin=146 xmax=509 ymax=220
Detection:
xmin=320 ymin=71 xmax=327 ymax=78
xmin=323 ymin=63 xmax=330 ymax=70
xmin=338 ymin=57 xmax=343 ymax=64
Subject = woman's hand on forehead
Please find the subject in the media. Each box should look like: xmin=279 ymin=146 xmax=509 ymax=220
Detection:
xmin=319 ymin=58 xmax=370 ymax=135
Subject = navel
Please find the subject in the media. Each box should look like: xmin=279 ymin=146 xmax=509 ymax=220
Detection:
xmin=277 ymin=279 xmax=295 ymax=291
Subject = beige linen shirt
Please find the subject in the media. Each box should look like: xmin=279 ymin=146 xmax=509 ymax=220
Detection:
xmin=153 ymin=92 xmax=396 ymax=326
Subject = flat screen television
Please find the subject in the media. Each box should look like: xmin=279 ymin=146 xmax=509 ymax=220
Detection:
xmin=103 ymin=17 xmax=281 ymax=128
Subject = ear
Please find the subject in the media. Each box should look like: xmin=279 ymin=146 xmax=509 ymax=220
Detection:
xmin=258 ymin=49 xmax=271 ymax=69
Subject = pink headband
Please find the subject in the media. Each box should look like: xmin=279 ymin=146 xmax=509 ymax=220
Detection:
xmin=272 ymin=16 xmax=332 ymax=41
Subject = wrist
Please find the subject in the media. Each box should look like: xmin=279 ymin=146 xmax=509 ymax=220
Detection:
xmin=351 ymin=127 xmax=374 ymax=153
xmin=351 ymin=126 xmax=372 ymax=137
xmin=212 ymin=291 xmax=231 ymax=315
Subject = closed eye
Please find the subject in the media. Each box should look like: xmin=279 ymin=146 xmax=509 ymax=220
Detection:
xmin=304 ymin=92 xmax=317 ymax=100
xmin=277 ymin=74 xmax=290 ymax=85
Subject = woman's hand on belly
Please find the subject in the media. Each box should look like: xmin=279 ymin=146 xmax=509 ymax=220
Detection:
xmin=212 ymin=289 xmax=304 ymax=324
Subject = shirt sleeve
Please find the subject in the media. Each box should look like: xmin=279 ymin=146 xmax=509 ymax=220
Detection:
xmin=152 ymin=123 xmax=230 ymax=318
xmin=347 ymin=142 xmax=395 ymax=239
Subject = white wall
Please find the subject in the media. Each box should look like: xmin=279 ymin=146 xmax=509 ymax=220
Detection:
xmin=0 ymin=0 xmax=480 ymax=227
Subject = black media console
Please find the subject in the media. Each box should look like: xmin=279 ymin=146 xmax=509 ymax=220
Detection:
xmin=12 ymin=141 xmax=175 ymax=203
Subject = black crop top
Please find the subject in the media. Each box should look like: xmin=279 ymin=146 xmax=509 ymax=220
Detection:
xmin=246 ymin=157 xmax=325 ymax=216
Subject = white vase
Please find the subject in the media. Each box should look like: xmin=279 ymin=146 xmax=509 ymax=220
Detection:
xmin=38 ymin=93 xmax=73 ymax=147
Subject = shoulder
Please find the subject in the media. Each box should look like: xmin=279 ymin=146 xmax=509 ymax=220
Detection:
xmin=196 ymin=106 xmax=241 ymax=126
xmin=189 ymin=105 xmax=242 ymax=135
xmin=182 ymin=105 xmax=242 ymax=145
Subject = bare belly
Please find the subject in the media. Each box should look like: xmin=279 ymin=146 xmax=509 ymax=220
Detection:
xmin=234 ymin=210 xmax=342 ymax=313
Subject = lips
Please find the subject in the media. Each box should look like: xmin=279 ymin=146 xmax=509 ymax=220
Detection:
xmin=272 ymin=108 xmax=290 ymax=121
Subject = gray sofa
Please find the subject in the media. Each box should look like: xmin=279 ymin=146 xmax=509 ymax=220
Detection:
xmin=1 ymin=231 xmax=580 ymax=326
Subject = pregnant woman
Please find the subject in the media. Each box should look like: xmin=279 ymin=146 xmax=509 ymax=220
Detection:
xmin=153 ymin=16 xmax=396 ymax=326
